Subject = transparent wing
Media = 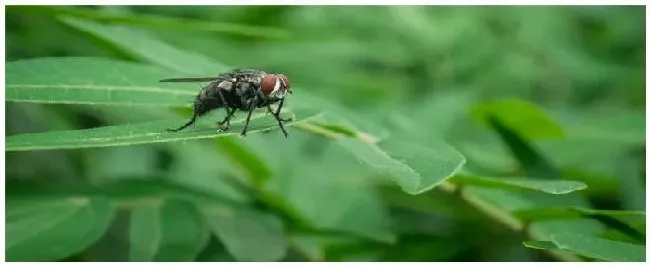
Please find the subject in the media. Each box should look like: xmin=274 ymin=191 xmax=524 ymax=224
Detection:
xmin=158 ymin=77 xmax=222 ymax=83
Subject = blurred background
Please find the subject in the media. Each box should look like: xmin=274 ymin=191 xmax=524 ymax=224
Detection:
xmin=5 ymin=5 xmax=646 ymax=262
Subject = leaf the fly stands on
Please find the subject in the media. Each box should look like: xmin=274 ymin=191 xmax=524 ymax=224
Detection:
xmin=129 ymin=199 xmax=210 ymax=262
xmin=200 ymin=205 xmax=287 ymax=262
xmin=6 ymin=57 xmax=197 ymax=107
xmin=338 ymin=137 xmax=466 ymax=194
xmin=6 ymin=107 xmax=321 ymax=151
xmin=450 ymin=175 xmax=587 ymax=195
xmin=5 ymin=196 xmax=116 ymax=261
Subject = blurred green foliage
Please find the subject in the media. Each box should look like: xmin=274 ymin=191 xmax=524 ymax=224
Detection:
xmin=4 ymin=5 xmax=646 ymax=262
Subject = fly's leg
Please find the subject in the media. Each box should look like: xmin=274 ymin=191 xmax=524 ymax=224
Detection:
xmin=266 ymin=99 xmax=289 ymax=138
xmin=167 ymin=113 xmax=197 ymax=132
xmin=217 ymin=108 xmax=236 ymax=131
xmin=240 ymin=96 xmax=257 ymax=138
xmin=274 ymin=98 xmax=292 ymax=122
xmin=168 ymin=85 xmax=203 ymax=132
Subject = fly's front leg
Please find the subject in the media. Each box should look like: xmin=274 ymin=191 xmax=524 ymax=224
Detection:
xmin=273 ymin=98 xmax=292 ymax=122
xmin=266 ymin=99 xmax=290 ymax=138
xmin=240 ymin=96 xmax=258 ymax=138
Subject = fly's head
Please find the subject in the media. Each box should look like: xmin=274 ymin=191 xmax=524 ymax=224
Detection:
xmin=261 ymin=73 xmax=292 ymax=100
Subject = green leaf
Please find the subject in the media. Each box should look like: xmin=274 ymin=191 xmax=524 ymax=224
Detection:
xmin=129 ymin=199 xmax=210 ymax=261
xmin=289 ymin=234 xmax=328 ymax=261
xmin=515 ymin=207 xmax=645 ymax=244
xmin=617 ymin=154 xmax=646 ymax=211
xmin=5 ymin=178 xmax=244 ymax=208
xmin=5 ymin=106 xmax=320 ymax=151
xmin=60 ymin=17 xmax=229 ymax=76
xmin=523 ymin=240 xmax=558 ymax=250
xmin=6 ymin=196 xmax=116 ymax=261
xmin=338 ymin=137 xmax=466 ymax=194
xmin=242 ymin=130 xmax=396 ymax=243
xmin=550 ymin=233 xmax=646 ymax=262
xmin=488 ymin=116 xmax=561 ymax=179
xmin=552 ymin=108 xmax=645 ymax=146
xmin=523 ymin=233 xmax=645 ymax=262
xmin=35 ymin=6 xmax=290 ymax=39
xmin=213 ymin=137 xmax=274 ymax=185
xmin=514 ymin=207 xmax=645 ymax=222
xmin=379 ymin=185 xmax=480 ymax=220
xmin=6 ymin=179 xmax=285 ymax=262
xmin=6 ymin=57 xmax=195 ymax=107
xmin=470 ymin=98 xmax=565 ymax=140
xmin=451 ymin=175 xmax=587 ymax=194
xmin=200 ymin=205 xmax=287 ymax=262
xmin=157 ymin=142 xmax=254 ymax=204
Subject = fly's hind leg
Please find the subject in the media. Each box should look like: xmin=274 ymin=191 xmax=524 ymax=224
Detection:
xmin=167 ymin=113 xmax=197 ymax=132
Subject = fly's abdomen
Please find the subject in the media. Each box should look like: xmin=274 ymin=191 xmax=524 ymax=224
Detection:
xmin=194 ymin=88 xmax=225 ymax=116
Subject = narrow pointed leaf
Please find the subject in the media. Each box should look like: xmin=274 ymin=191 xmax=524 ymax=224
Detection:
xmin=6 ymin=107 xmax=320 ymax=151
xmin=451 ymin=175 xmax=587 ymax=195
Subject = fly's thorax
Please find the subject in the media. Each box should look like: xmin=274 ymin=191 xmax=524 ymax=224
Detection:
xmin=216 ymin=79 xmax=235 ymax=91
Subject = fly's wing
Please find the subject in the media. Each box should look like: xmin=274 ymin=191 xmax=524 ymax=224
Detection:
xmin=159 ymin=69 xmax=265 ymax=83
xmin=159 ymin=70 xmax=240 ymax=83
xmin=159 ymin=77 xmax=222 ymax=83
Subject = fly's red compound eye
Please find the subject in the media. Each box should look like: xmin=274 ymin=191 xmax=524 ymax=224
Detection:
xmin=260 ymin=75 xmax=278 ymax=96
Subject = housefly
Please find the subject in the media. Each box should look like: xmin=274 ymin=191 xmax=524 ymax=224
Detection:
xmin=161 ymin=68 xmax=293 ymax=138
